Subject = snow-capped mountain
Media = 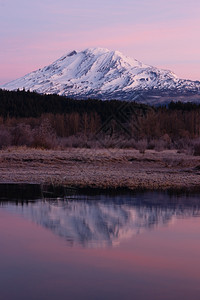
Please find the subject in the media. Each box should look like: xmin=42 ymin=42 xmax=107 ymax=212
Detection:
xmin=2 ymin=195 xmax=200 ymax=248
xmin=0 ymin=200 xmax=178 ymax=247
xmin=1 ymin=47 xmax=200 ymax=104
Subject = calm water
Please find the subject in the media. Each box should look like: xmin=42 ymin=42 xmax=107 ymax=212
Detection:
xmin=0 ymin=190 xmax=200 ymax=300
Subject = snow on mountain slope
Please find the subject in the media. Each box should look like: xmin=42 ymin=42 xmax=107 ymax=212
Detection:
xmin=1 ymin=47 xmax=200 ymax=102
xmin=3 ymin=197 xmax=199 ymax=248
xmin=1 ymin=200 xmax=175 ymax=247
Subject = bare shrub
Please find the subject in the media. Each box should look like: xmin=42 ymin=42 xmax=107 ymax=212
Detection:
xmin=0 ymin=127 xmax=12 ymax=149
xmin=31 ymin=118 xmax=58 ymax=149
xmin=58 ymin=135 xmax=137 ymax=150
xmin=96 ymin=135 xmax=136 ymax=149
xmin=136 ymin=139 xmax=148 ymax=154
xmin=11 ymin=124 xmax=33 ymax=146
xmin=147 ymin=139 xmax=155 ymax=150
xmin=58 ymin=136 xmax=73 ymax=148
xmin=193 ymin=140 xmax=200 ymax=156
xmin=58 ymin=135 xmax=89 ymax=148
xmin=85 ymin=139 xmax=100 ymax=149
xmin=154 ymin=140 xmax=166 ymax=152
xmin=118 ymin=138 xmax=136 ymax=149
xmin=174 ymin=138 xmax=191 ymax=151
xmin=97 ymin=136 xmax=117 ymax=148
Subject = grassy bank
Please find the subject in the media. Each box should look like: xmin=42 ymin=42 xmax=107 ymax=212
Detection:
xmin=0 ymin=147 xmax=200 ymax=190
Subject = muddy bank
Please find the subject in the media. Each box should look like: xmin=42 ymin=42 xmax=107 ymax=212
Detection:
xmin=0 ymin=147 xmax=200 ymax=191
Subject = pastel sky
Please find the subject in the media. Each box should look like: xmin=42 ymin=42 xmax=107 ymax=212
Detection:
xmin=0 ymin=0 xmax=200 ymax=84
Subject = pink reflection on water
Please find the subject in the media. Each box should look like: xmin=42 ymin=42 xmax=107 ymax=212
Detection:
xmin=0 ymin=207 xmax=200 ymax=300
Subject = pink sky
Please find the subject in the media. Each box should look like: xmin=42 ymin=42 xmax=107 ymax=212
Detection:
xmin=0 ymin=0 xmax=200 ymax=84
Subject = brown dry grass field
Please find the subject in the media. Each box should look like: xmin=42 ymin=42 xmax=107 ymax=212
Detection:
xmin=0 ymin=147 xmax=200 ymax=190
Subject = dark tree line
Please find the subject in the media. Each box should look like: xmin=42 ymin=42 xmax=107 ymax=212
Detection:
xmin=0 ymin=88 xmax=149 ymax=120
xmin=0 ymin=89 xmax=200 ymax=152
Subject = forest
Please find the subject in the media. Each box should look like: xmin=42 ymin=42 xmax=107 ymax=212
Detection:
xmin=0 ymin=88 xmax=200 ymax=154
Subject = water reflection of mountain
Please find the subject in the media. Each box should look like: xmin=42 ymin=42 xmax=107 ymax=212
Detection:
xmin=1 ymin=192 xmax=200 ymax=248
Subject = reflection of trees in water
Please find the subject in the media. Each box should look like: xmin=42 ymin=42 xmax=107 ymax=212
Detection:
xmin=1 ymin=193 xmax=200 ymax=248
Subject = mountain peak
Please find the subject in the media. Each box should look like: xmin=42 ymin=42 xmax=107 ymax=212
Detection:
xmin=67 ymin=50 xmax=77 ymax=57
xmin=85 ymin=47 xmax=110 ymax=52
xmin=1 ymin=47 xmax=200 ymax=104
xmin=82 ymin=47 xmax=110 ymax=57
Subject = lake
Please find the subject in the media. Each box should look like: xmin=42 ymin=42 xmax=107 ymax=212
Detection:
xmin=0 ymin=187 xmax=200 ymax=300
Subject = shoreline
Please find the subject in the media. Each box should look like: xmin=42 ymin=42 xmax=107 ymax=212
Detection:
xmin=1 ymin=147 xmax=200 ymax=193
xmin=0 ymin=183 xmax=200 ymax=201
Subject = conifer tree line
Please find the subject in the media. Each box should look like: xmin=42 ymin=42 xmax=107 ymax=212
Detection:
xmin=0 ymin=88 xmax=200 ymax=153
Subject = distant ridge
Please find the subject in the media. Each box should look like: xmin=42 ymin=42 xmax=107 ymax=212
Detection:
xmin=1 ymin=47 xmax=200 ymax=104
